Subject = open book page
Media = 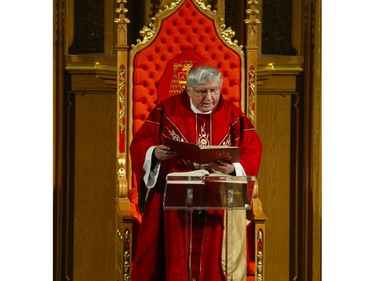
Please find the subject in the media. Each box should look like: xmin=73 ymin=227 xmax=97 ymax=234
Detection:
xmin=166 ymin=169 xmax=209 ymax=177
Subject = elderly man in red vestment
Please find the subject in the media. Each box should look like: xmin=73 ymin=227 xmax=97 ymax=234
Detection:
xmin=130 ymin=66 xmax=262 ymax=281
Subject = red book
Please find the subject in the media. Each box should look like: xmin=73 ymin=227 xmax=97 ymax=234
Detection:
xmin=163 ymin=170 xmax=255 ymax=210
xmin=164 ymin=137 xmax=239 ymax=164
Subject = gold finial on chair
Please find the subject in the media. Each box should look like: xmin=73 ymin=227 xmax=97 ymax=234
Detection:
xmin=195 ymin=0 xmax=211 ymax=11
xmin=245 ymin=0 xmax=261 ymax=45
xmin=114 ymin=0 xmax=130 ymax=25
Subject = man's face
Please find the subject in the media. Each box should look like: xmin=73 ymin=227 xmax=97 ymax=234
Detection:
xmin=187 ymin=78 xmax=221 ymax=112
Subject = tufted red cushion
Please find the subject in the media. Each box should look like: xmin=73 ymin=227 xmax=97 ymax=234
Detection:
xmin=131 ymin=0 xmax=242 ymax=134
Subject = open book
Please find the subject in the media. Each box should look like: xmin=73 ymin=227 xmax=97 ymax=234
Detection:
xmin=166 ymin=169 xmax=230 ymax=181
xmin=164 ymin=137 xmax=239 ymax=164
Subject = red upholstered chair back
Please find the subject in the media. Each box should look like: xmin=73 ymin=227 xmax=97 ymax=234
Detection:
xmin=129 ymin=0 xmax=244 ymax=135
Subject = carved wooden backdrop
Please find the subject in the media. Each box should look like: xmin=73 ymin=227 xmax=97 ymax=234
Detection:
xmin=53 ymin=0 xmax=321 ymax=280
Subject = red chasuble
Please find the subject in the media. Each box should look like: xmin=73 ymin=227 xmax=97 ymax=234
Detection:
xmin=130 ymin=92 xmax=262 ymax=281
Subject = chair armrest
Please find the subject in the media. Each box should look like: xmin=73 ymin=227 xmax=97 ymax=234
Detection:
xmin=252 ymin=180 xmax=267 ymax=221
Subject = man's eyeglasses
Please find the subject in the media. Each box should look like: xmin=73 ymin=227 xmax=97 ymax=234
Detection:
xmin=192 ymin=88 xmax=220 ymax=97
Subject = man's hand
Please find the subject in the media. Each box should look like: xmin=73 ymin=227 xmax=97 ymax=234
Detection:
xmin=154 ymin=145 xmax=177 ymax=161
xmin=209 ymin=159 xmax=235 ymax=175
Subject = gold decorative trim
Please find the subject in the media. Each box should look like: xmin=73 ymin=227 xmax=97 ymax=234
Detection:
xmin=131 ymin=0 xmax=183 ymax=49
xmin=195 ymin=0 xmax=211 ymax=11
xmin=160 ymin=0 xmax=182 ymax=11
xmin=118 ymin=65 xmax=126 ymax=133
xmin=247 ymin=66 xmax=256 ymax=124
xmin=245 ymin=0 xmax=260 ymax=45
xmin=117 ymin=65 xmax=128 ymax=196
xmin=117 ymin=155 xmax=128 ymax=198
xmin=115 ymin=0 xmax=130 ymax=195
xmin=116 ymin=227 xmax=123 ymax=273
xmin=256 ymin=228 xmax=264 ymax=281
xmin=123 ymin=228 xmax=131 ymax=281
xmin=133 ymin=20 xmax=156 ymax=47
xmin=114 ymin=0 xmax=130 ymax=26
xmin=219 ymin=18 xmax=243 ymax=50
xmin=195 ymin=0 xmax=243 ymax=51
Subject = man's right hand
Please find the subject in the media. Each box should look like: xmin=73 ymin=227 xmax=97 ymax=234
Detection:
xmin=154 ymin=145 xmax=177 ymax=160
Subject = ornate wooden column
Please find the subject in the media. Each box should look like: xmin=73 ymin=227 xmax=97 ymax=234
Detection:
xmin=114 ymin=1 xmax=133 ymax=280
xmin=245 ymin=1 xmax=266 ymax=281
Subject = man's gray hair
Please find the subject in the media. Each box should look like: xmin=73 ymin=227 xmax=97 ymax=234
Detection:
xmin=187 ymin=66 xmax=223 ymax=88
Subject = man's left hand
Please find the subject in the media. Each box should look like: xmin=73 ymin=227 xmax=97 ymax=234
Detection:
xmin=209 ymin=160 xmax=235 ymax=175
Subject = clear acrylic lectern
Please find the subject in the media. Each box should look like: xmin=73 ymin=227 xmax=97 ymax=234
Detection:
xmin=163 ymin=172 xmax=256 ymax=281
